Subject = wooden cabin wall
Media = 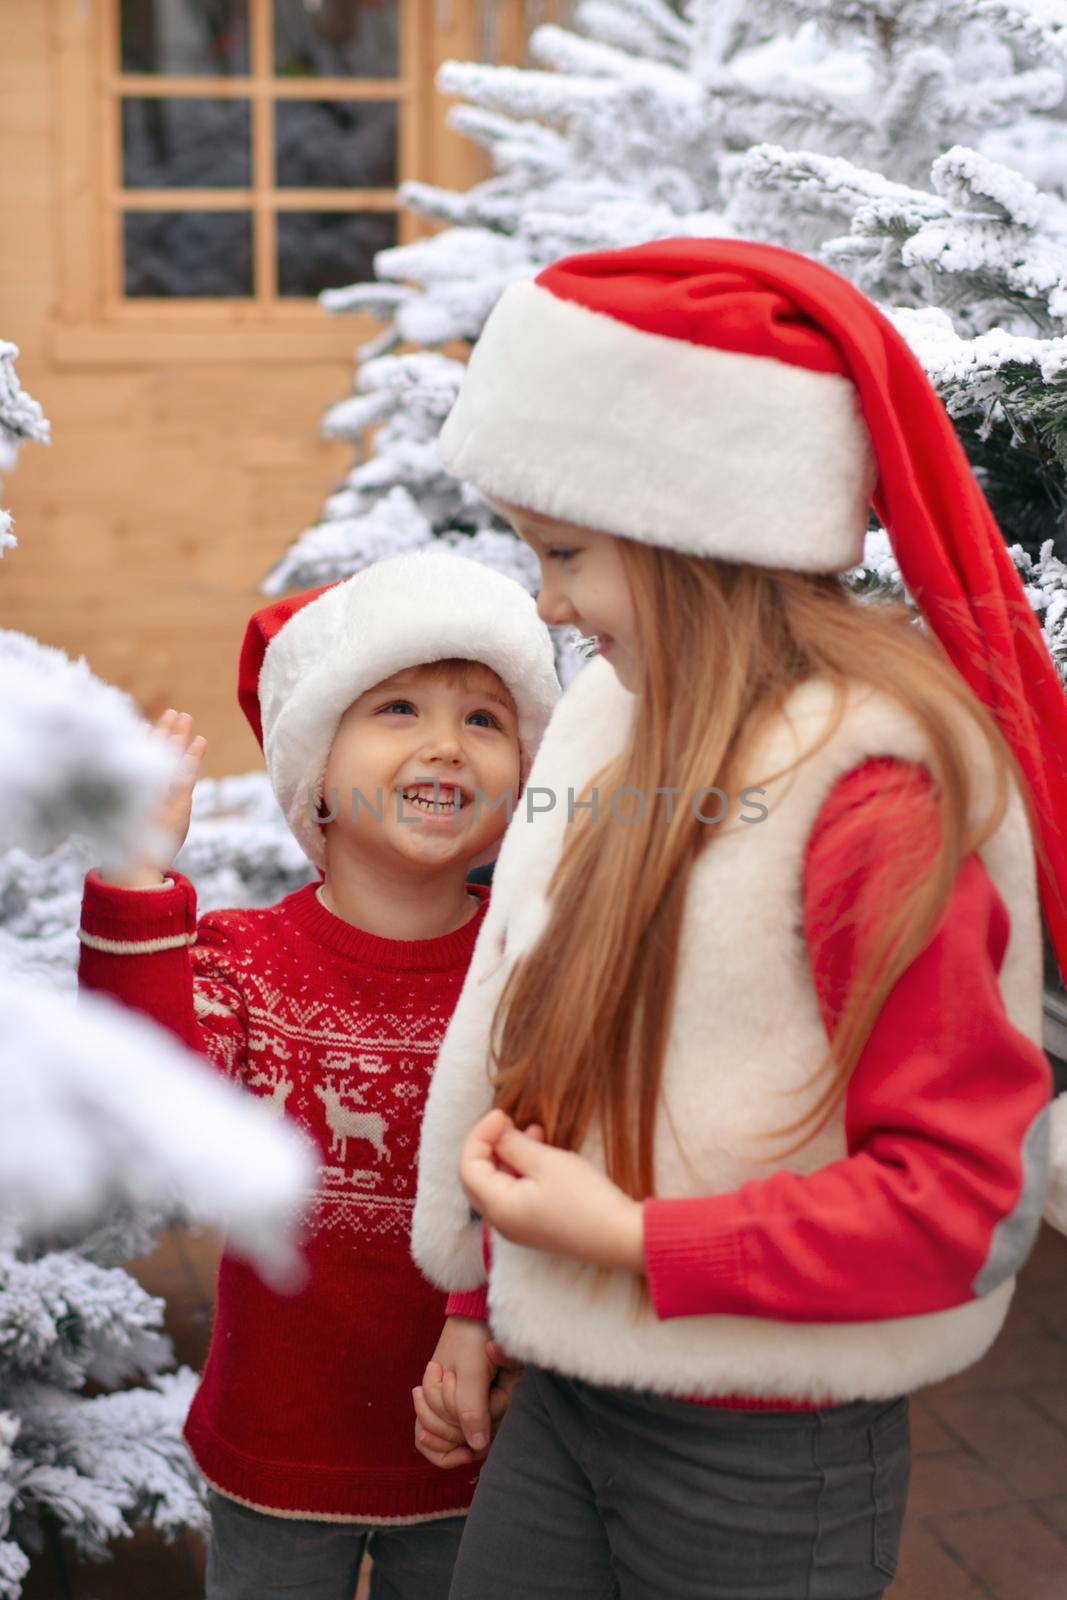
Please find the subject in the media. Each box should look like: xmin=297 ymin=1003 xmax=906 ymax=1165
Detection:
xmin=0 ymin=0 xmax=512 ymax=777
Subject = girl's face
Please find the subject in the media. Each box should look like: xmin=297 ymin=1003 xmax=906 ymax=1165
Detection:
xmin=321 ymin=665 xmax=521 ymax=871
xmin=488 ymin=496 xmax=641 ymax=692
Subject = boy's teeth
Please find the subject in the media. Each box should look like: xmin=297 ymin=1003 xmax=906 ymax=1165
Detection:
xmin=403 ymin=788 xmax=460 ymax=811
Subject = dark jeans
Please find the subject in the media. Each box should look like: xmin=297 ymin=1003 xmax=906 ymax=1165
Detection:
xmin=205 ymin=1488 xmax=466 ymax=1600
xmin=448 ymin=1366 xmax=911 ymax=1600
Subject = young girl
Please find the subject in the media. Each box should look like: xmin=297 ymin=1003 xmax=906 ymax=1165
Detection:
xmin=408 ymin=239 xmax=1067 ymax=1600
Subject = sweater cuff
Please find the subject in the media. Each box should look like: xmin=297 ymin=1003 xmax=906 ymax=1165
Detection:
xmin=79 ymin=868 xmax=198 ymax=952
xmin=643 ymin=1195 xmax=749 ymax=1321
xmin=446 ymin=1286 xmax=490 ymax=1322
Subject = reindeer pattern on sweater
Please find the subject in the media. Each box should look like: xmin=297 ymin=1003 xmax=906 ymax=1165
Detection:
xmin=83 ymin=872 xmax=492 ymax=1250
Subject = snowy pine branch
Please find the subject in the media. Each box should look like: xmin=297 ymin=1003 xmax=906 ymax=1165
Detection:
xmin=704 ymin=73 xmax=870 ymax=156
xmin=0 ymin=346 xmax=49 ymax=469
xmin=746 ymin=140 xmax=1067 ymax=368
xmin=748 ymin=0 xmax=1065 ymax=58
xmin=530 ymin=21 xmax=695 ymax=96
xmin=0 ymin=345 xmax=49 ymax=559
xmin=8 ymin=1370 xmax=206 ymax=1562
xmin=397 ymin=176 xmax=527 ymax=235
xmin=732 ymin=143 xmax=944 ymax=228
xmin=932 ymin=145 xmax=1050 ymax=227
xmin=318 ymin=282 xmax=416 ymax=317
xmin=264 ymin=485 xmax=435 ymax=592
xmin=0 ymin=971 xmax=315 ymax=1278
xmin=0 ymin=631 xmax=181 ymax=871
xmin=688 ymin=0 xmax=752 ymax=74
xmin=943 ymin=65 xmax=1066 ymax=127
xmin=0 ymin=1251 xmax=170 ymax=1391
xmin=446 ymin=106 xmax=571 ymax=178
xmin=437 ymin=60 xmax=618 ymax=125
xmin=976 ymin=0 xmax=1067 ymax=65
xmin=575 ymin=0 xmax=692 ymax=66
xmin=845 ymin=527 xmax=1067 ymax=681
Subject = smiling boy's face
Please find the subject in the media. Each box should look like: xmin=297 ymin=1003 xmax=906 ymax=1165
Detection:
xmin=319 ymin=659 xmax=521 ymax=872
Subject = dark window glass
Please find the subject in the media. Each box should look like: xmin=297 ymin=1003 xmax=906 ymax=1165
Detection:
xmin=122 ymin=99 xmax=252 ymax=188
xmin=120 ymin=1 xmax=249 ymax=75
xmin=274 ymin=0 xmax=399 ymax=78
xmin=275 ymin=100 xmax=397 ymax=188
xmin=277 ymin=210 xmax=398 ymax=296
xmin=124 ymin=211 xmax=253 ymax=296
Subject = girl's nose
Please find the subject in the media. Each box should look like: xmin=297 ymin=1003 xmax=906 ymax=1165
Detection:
xmin=536 ymin=585 xmax=576 ymax=630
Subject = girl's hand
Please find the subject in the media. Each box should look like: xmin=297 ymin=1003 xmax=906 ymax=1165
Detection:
xmin=100 ymin=709 xmax=207 ymax=888
xmin=413 ymin=1318 xmax=520 ymax=1469
xmin=485 ymin=1337 xmax=524 ymax=1417
xmin=459 ymin=1109 xmax=645 ymax=1272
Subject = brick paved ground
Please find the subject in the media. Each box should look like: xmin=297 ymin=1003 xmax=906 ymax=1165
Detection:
xmin=21 ymin=1222 xmax=1067 ymax=1599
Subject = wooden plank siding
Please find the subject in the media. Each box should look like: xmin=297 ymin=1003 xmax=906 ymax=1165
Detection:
xmin=0 ymin=0 xmax=511 ymax=776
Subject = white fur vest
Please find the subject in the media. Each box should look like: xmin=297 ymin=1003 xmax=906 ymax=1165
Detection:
xmin=412 ymin=655 xmax=1049 ymax=1401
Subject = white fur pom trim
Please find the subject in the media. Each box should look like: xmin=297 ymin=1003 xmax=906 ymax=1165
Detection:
xmin=410 ymin=902 xmax=507 ymax=1289
xmin=1044 ymin=1090 xmax=1067 ymax=1235
xmin=439 ymin=279 xmax=878 ymax=573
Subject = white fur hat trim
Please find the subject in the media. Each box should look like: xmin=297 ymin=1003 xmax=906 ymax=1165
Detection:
xmin=438 ymin=279 xmax=879 ymax=574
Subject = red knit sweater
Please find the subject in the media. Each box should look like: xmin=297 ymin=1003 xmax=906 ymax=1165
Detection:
xmin=78 ymin=870 xmax=490 ymax=1523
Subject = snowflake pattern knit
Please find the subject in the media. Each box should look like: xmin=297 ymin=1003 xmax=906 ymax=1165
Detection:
xmin=78 ymin=870 xmax=490 ymax=1523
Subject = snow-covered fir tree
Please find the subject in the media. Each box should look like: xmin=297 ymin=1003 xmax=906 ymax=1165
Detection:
xmin=710 ymin=0 xmax=1067 ymax=240
xmin=0 ymin=343 xmax=48 ymax=559
xmin=0 ymin=345 xmax=313 ymax=1598
xmin=277 ymin=0 xmax=1066 ymax=688
xmin=722 ymin=3 xmax=1067 ymax=559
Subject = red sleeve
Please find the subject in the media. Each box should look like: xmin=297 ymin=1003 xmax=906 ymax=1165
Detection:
xmin=445 ymin=1224 xmax=492 ymax=1322
xmin=77 ymin=868 xmax=249 ymax=1083
xmin=445 ymin=1286 xmax=491 ymax=1321
xmin=643 ymin=756 xmax=1053 ymax=1323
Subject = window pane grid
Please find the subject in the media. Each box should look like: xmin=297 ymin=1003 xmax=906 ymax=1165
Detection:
xmin=114 ymin=189 xmax=401 ymax=209
xmin=107 ymin=0 xmax=412 ymax=308
xmin=111 ymin=76 xmax=410 ymax=97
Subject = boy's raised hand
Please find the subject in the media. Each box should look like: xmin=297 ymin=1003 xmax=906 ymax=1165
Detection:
xmin=100 ymin=709 xmax=207 ymax=888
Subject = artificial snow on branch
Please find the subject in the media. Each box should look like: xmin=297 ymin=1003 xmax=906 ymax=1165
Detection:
xmin=0 ymin=345 xmax=49 ymax=560
xmin=0 ymin=338 xmax=317 ymax=1595
xmin=976 ymin=0 xmax=1067 ymax=65
xmin=0 ymin=631 xmax=180 ymax=871
xmin=1 ymin=973 xmax=314 ymax=1279
xmin=285 ymin=0 xmax=1067 ymax=706
xmin=0 ymin=345 xmax=49 ymax=468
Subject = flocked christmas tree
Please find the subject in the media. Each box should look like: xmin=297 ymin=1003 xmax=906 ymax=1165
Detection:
xmin=0 ymin=344 xmax=313 ymax=1599
xmin=273 ymin=0 xmax=1065 ymax=691
xmin=721 ymin=0 xmax=1067 ymax=575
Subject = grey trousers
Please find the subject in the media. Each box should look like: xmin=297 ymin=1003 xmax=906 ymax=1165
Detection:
xmin=204 ymin=1488 xmax=466 ymax=1600
xmin=448 ymin=1367 xmax=910 ymax=1600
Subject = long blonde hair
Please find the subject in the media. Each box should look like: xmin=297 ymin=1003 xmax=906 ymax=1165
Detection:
xmin=489 ymin=534 xmax=1040 ymax=1199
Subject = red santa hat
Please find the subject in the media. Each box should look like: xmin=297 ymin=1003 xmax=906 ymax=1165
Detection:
xmin=438 ymin=236 xmax=1067 ymax=980
xmin=237 ymin=548 xmax=561 ymax=872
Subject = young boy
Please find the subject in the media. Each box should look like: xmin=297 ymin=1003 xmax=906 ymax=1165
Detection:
xmin=76 ymin=549 xmax=560 ymax=1600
